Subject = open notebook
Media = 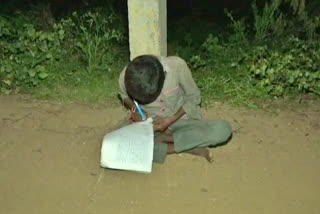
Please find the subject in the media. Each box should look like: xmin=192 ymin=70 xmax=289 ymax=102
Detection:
xmin=100 ymin=118 xmax=154 ymax=173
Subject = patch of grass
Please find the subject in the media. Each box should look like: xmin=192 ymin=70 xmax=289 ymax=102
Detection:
xmin=192 ymin=57 xmax=268 ymax=108
xmin=27 ymin=52 xmax=128 ymax=106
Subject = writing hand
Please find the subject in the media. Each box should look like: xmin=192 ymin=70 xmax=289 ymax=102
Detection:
xmin=131 ymin=108 xmax=148 ymax=122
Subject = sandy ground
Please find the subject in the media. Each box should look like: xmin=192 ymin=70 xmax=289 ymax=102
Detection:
xmin=0 ymin=95 xmax=320 ymax=214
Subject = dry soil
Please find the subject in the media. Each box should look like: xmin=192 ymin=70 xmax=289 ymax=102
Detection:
xmin=0 ymin=95 xmax=319 ymax=214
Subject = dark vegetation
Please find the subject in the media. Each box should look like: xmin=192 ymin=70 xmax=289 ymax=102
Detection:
xmin=0 ymin=0 xmax=320 ymax=106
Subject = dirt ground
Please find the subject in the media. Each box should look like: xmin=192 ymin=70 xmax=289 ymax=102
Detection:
xmin=0 ymin=95 xmax=320 ymax=214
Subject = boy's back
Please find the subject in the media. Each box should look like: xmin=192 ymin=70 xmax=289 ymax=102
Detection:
xmin=117 ymin=55 xmax=232 ymax=163
xmin=119 ymin=56 xmax=201 ymax=120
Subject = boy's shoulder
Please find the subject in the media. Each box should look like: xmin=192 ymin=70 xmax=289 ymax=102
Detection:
xmin=160 ymin=56 xmax=186 ymax=65
xmin=158 ymin=56 xmax=188 ymax=73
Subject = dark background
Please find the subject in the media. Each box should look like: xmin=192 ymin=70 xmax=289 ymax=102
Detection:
xmin=1 ymin=0 xmax=318 ymax=18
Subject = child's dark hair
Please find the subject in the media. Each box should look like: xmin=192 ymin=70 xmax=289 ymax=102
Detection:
xmin=125 ymin=55 xmax=165 ymax=105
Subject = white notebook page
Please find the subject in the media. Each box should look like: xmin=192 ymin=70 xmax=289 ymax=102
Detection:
xmin=100 ymin=119 xmax=154 ymax=173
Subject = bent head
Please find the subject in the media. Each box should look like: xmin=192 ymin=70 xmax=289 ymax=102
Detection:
xmin=125 ymin=55 xmax=165 ymax=105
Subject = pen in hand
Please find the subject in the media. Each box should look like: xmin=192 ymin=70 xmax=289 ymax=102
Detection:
xmin=133 ymin=100 xmax=146 ymax=121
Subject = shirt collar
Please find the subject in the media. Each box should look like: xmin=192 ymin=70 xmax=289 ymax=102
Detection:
xmin=157 ymin=56 xmax=169 ymax=73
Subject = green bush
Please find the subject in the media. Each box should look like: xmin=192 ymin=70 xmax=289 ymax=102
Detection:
xmin=174 ymin=33 xmax=198 ymax=62
xmin=68 ymin=9 xmax=125 ymax=73
xmin=197 ymin=33 xmax=246 ymax=70
xmin=225 ymin=10 xmax=248 ymax=45
xmin=252 ymin=0 xmax=320 ymax=41
xmin=183 ymin=0 xmax=320 ymax=102
xmin=248 ymin=37 xmax=320 ymax=96
xmin=0 ymin=7 xmax=125 ymax=93
xmin=0 ymin=15 xmax=66 ymax=92
xmin=252 ymin=0 xmax=285 ymax=41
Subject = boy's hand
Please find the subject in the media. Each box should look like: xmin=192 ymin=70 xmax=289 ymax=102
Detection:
xmin=153 ymin=117 xmax=174 ymax=132
xmin=153 ymin=107 xmax=186 ymax=132
xmin=131 ymin=107 xmax=148 ymax=122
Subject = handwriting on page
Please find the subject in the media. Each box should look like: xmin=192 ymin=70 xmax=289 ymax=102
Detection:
xmin=100 ymin=118 xmax=154 ymax=173
xmin=115 ymin=138 xmax=147 ymax=164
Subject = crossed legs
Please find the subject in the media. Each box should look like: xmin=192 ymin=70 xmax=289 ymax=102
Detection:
xmin=155 ymin=130 xmax=213 ymax=162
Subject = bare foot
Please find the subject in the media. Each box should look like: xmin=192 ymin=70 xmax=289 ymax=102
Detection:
xmin=185 ymin=148 xmax=213 ymax=163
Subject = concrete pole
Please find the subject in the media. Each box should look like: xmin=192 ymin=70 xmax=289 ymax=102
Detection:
xmin=128 ymin=0 xmax=167 ymax=60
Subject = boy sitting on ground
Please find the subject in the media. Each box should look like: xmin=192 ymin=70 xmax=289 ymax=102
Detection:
xmin=118 ymin=55 xmax=232 ymax=163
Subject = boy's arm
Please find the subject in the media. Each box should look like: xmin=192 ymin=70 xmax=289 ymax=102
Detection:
xmin=153 ymin=107 xmax=185 ymax=132
xmin=176 ymin=57 xmax=201 ymax=120
xmin=122 ymin=97 xmax=135 ymax=110
xmin=119 ymin=67 xmax=135 ymax=110
xmin=154 ymin=57 xmax=200 ymax=132
xmin=118 ymin=67 xmax=130 ymax=107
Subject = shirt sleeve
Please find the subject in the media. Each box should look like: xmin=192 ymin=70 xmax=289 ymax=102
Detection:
xmin=118 ymin=67 xmax=129 ymax=100
xmin=176 ymin=57 xmax=202 ymax=120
